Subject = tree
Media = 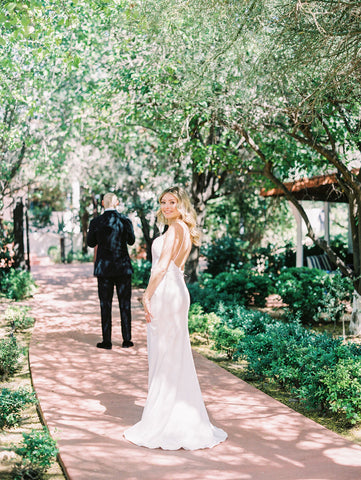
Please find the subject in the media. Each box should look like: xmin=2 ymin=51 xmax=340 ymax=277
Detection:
xmin=111 ymin=0 xmax=361 ymax=333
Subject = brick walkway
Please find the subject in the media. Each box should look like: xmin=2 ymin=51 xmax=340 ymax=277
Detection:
xmin=29 ymin=263 xmax=361 ymax=480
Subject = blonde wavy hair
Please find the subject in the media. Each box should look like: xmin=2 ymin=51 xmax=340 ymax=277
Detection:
xmin=157 ymin=186 xmax=201 ymax=246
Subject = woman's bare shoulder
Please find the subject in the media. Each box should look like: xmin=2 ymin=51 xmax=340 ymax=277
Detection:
xmin=174 ymin=220 xmax=189 ymax=233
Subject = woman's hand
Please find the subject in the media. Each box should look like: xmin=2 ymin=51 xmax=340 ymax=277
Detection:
xmin=142 ymin=293 xmax=153 ymax=323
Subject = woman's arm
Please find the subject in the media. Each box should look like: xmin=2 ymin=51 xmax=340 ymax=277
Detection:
xmin=142 ymin=225 xmax=179 ymax=322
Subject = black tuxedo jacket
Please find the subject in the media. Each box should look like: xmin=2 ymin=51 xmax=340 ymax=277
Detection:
xmin=87 ymin=210 xmax=135 ymax=277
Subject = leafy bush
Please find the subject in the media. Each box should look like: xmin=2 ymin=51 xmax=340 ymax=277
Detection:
xmin=0 ymin=269 xmax=37 ymax=300
xmin=320 ymin=358 xmax=361 ymax=424
xmin=47 ymin=245 xmax=60 ymax=263
xmin=189 ymin=303 xmax=244 ymax=358
xmin=131 ymin=259 xmax=151 ymax=288
xmin=189 ymin=300 xmax=361 ymax=424
xmin=275 ymin=267 xmax=330 ymax=322
xmin=0 ymin=388 xmax=37 ymax=429
xmin=236 ymin=318 xmax=361 ymax=423
xmin=66 ymin=250 xmax=94 ymax=263
xmin=0 ymin=220 xmax=14 ymax=268
xmin=0 ymin=336 xmax=23 ymax=380
xmin=276 ymin=267 xmax=354 ymax=324
xmin=215 ymin=302 xmax=272 ymax=336
xmin=210 ymin=321 xmax=244 ymax=359
xmin=13 ymin=427 xmax=58 ymax=480
xmin=201 ymin=236 xmax=246 ymax=276
xmin=249 ymin=242 xmax=296 ymax=276
xmin=189 ymin=302 xmax=273 ymax=359
xmin=189 ymin=267 xmax=271 ymax=310
xmin=188 ymin=303 xmax=220 ymax=337
xmin=316 ymin=272 xmax=353 ymax=324
xmin=4 ymin=306 xmax=34 ymax=332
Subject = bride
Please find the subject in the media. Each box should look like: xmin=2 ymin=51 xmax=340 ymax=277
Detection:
xmin=124 ymin=186 xmax=227 ymax=450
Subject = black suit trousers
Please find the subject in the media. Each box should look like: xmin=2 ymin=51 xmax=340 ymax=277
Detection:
xmin=97 ymin=275 xmax=132 ymax=344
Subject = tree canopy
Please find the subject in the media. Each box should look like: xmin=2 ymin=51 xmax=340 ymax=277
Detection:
xmin=1 ymin=0 xmax=361 ymax=288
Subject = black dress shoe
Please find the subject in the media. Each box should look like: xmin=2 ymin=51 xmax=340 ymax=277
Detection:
xmin=122 ymin=341 xmax=134 ymax=348
xmin=97 ymin=342 xmax=112 ymax=349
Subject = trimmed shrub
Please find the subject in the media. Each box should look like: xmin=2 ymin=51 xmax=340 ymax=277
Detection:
xmin=0 ymin=336 xmax=23 ymax=380
xmin=13 ymin=427 xmax=58 ymax=480
xmin=215 ymin=302 xmax=272 ymax=335
xmin=0 ymin=388 xmax=37 ymax=429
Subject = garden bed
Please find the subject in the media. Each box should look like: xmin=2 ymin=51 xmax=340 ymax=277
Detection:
xmin=189 ymin=302 xmax=361 ymax=447
xmin=191 ymin=334 xmax=361 ymax=446
xmin=0 ymin=300 xmax=66 ymax=480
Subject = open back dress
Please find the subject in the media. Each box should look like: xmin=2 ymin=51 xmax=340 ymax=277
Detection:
xmin=124 ymin=224 xmax=227 ymax=450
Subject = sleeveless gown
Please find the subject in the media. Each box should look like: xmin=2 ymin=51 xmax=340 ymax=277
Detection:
xmin=124 ymin=234 xmax=227 ymax=450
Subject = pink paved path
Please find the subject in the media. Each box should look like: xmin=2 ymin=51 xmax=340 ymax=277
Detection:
xmin=29 ymin=264 xmax=361 ymax=480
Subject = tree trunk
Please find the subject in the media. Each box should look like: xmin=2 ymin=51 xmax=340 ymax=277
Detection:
xmin=80 ymin=208 xmax=90 ymax=254
xmin=350 ymin=291 xmax=361 ymax=336
xmin=185 ymin=245 xmax=200 ymax=283
xmin=13 ymin=199 xmax=25 ymax=269
xmin=186 ymin=165 xmax=227 ymax=281
xmin=60 ymin=236 xmax=66 ymax=263
xmin=25 ymin=204 xmax=30 ymax=271
xmin=137 ymin=210 xmax=153 ymax=261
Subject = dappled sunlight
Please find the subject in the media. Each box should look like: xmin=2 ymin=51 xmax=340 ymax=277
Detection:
xmin=28 ymin=264 xmax=361 ymax=480
xmin=324 ymin=446 xmax=361 ymax=467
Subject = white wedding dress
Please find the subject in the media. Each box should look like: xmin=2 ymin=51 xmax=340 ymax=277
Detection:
xmin=124 ymin=232 xmax=227 ymax=450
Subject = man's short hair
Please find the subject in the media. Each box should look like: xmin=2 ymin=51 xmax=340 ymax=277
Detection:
xmin=103 ymin=193 xmax=118 ymax=209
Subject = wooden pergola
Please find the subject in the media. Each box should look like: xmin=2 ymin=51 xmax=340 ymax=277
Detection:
xmin=261 ymin=172 xmax=351 ymax=267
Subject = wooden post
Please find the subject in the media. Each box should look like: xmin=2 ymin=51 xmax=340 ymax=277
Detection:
xmin=324 ymin=202 xmax=330 ymax=245
xmin=289 ymin=202 xmax=303 ymax=267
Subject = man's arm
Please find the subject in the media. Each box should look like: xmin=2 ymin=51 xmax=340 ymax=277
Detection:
xmin=87 ymin=219 xmax=98 ymax=248
xmin=124 ymin=217 xmax=135 ymax=246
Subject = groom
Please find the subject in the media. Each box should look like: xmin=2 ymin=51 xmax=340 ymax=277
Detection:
xmin=87 ymin=193 xmax=135 ymax=349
